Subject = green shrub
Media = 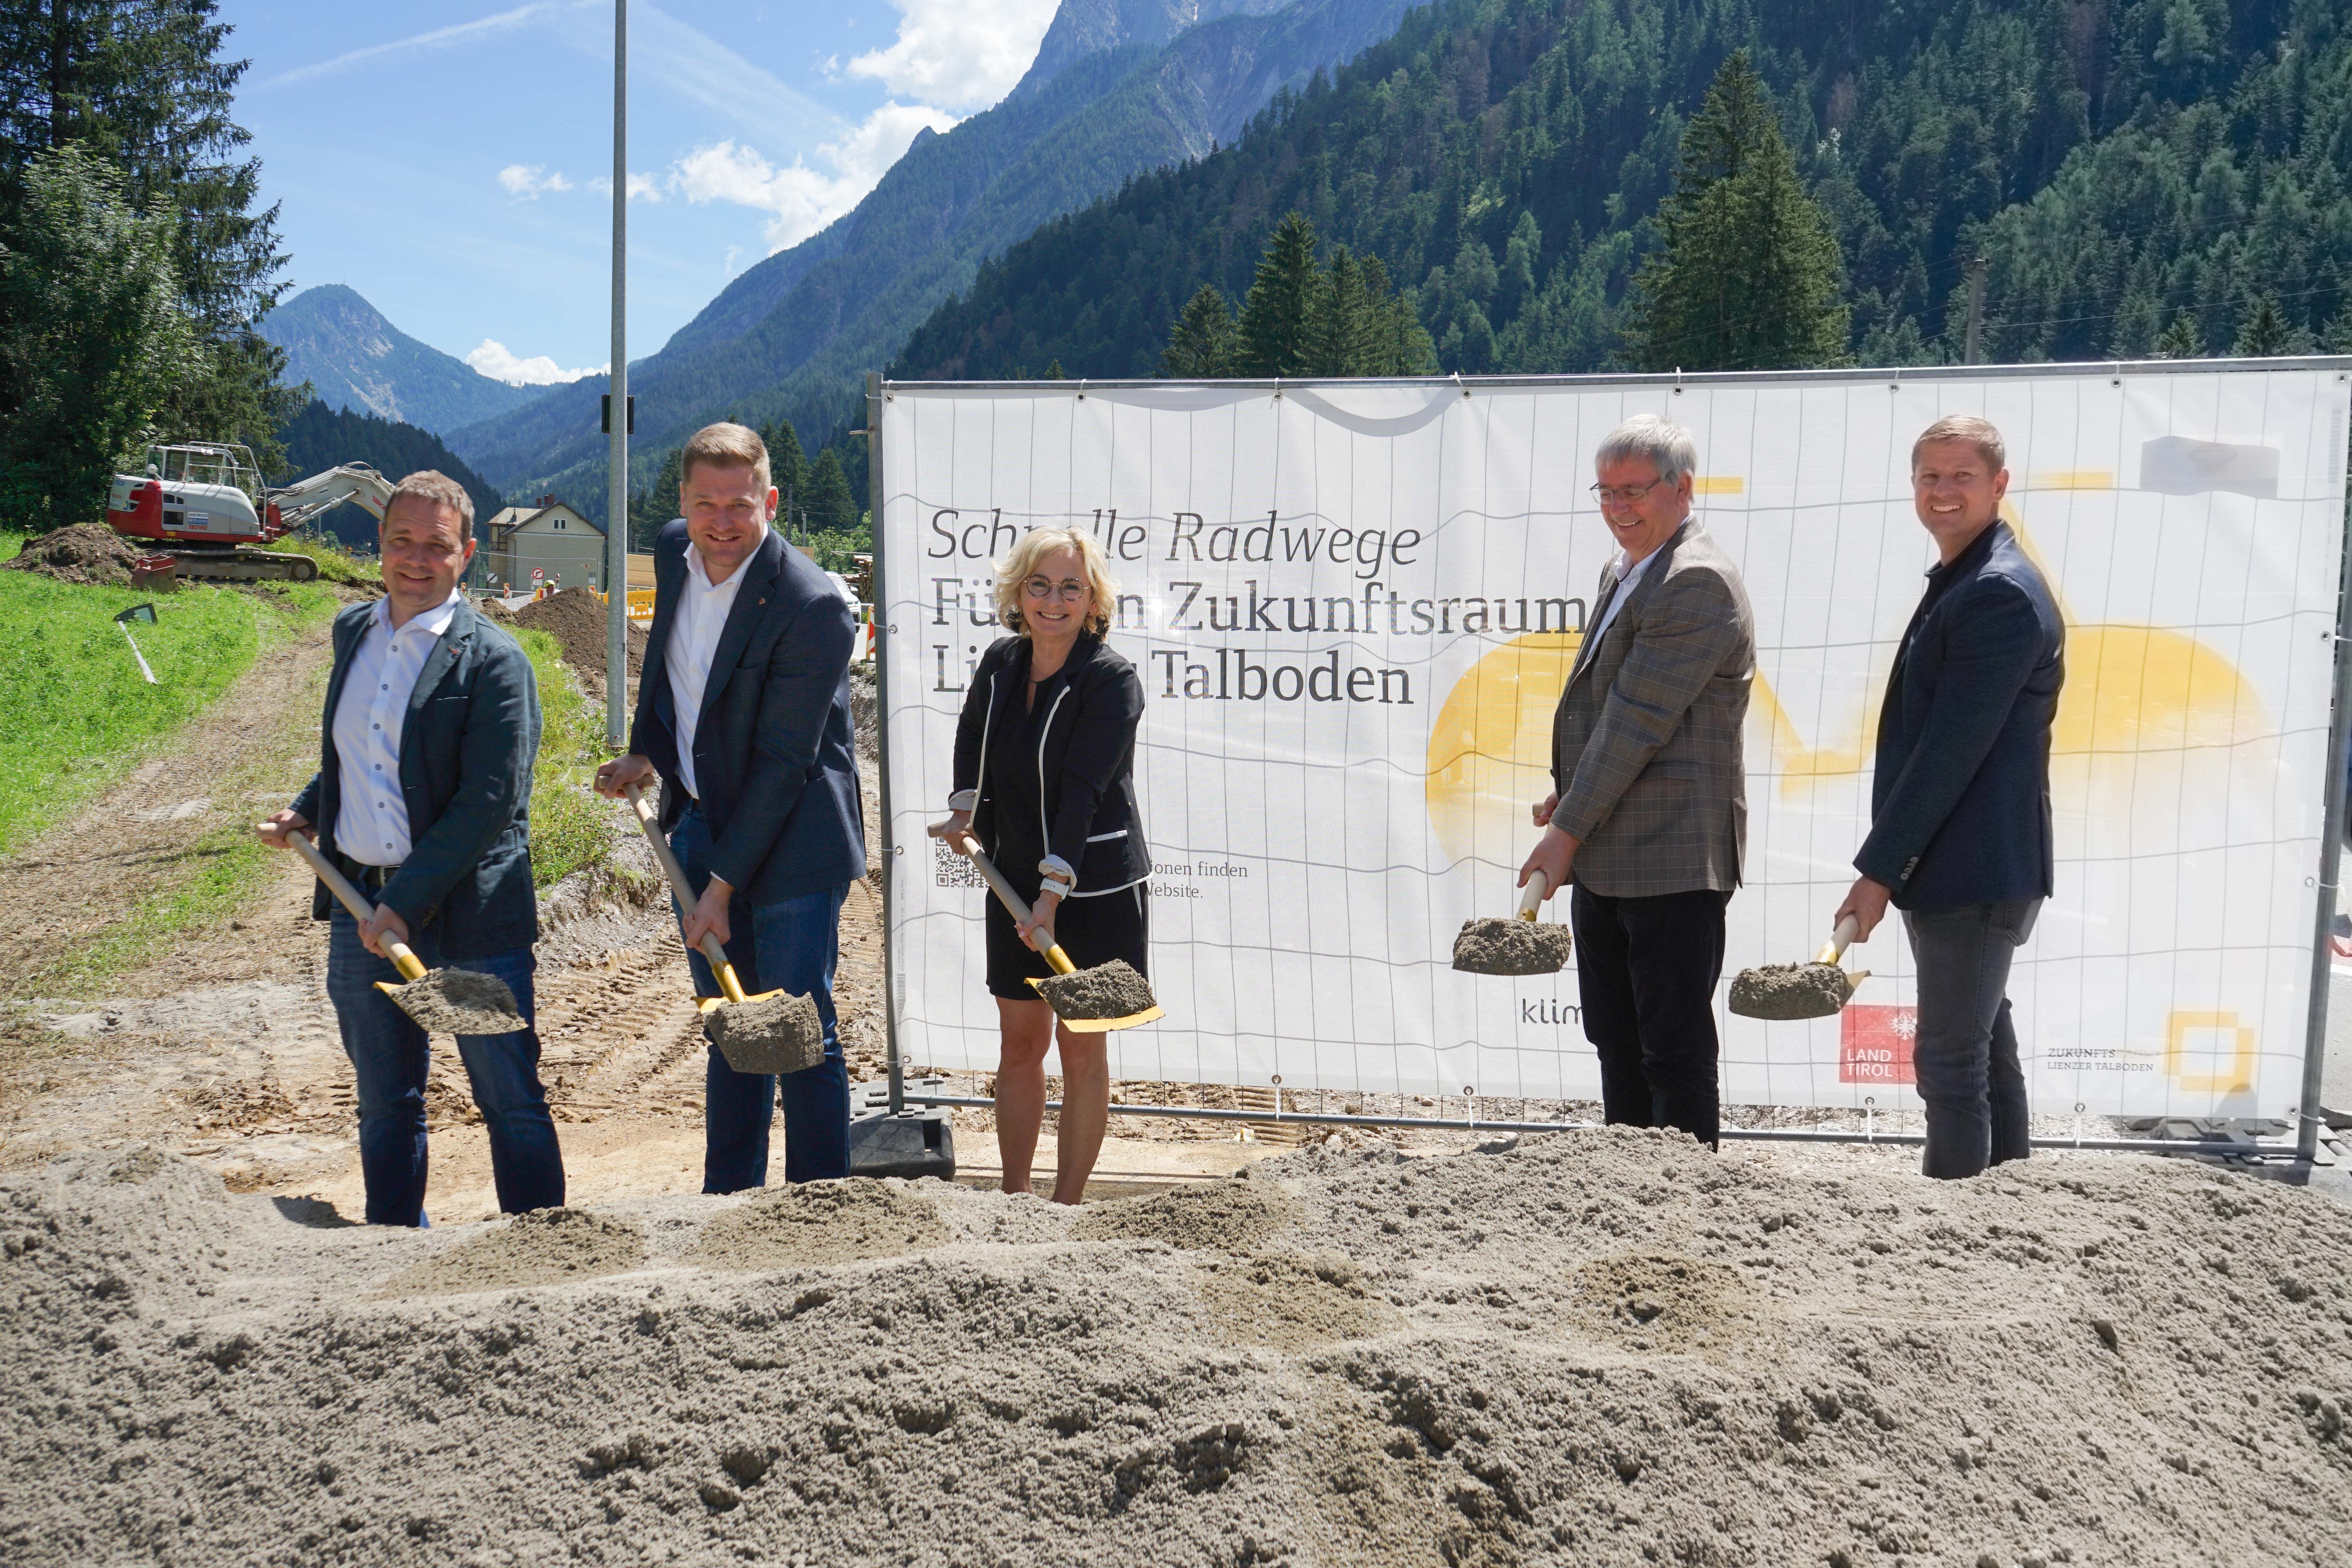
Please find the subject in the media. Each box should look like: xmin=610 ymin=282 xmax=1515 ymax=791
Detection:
xmin=512 ymin=626 xmax=612 ymax=888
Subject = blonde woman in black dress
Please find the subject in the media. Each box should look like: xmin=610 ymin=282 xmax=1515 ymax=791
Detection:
xmin=936 ymin=528 xmax=1147 ymax=1203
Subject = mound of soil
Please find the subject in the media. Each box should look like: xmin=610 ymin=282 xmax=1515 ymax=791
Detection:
xmin=5 ymin=1133 xmax=2349 ymax=1566
xmin=690 ymin=1178 xmax=945 ymax=1269
xmin=3 ymin=523 xmax=148 ymax=586
xmin=377 ymin=1207 xmax=646 ymax=1297
xmin=504 ymin=586 xmax=646 ymax=702
xmin=1073 ymin=1174 xmax=1295 ymax=1250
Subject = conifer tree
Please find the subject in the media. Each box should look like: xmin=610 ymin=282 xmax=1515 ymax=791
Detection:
xmin=2325 ymin=303 xmax=2352 ymax=356
xmin=1043 ymin=357 xmax=1065 ymax=379
xmin=1235 ymin=212 xmax=1320 ymax=376
xmin=2153 ymin=310 xmax=2203 ymax=359
xmin=628 ymin=446 xmax=683 ymax=552
xmin=1361 ymin=254 xmax=1437 ymax=375
xmin=804 ymin=448 xmax=858 ymax=534
xmin=1308 ymin=246 xmax=1376 ymax=376
xmin=0 ymin=0 xmax=293 ymax=473
xmin=1160 ymin=284 xmax=1236 ymax=377
xmin=1624 ymin=51 xmax=1849 ymax=372
xmin=764 ymin=417 xmax=807 ymax=502
xmin=2231 ymin=294 xmax=2298 ymax=356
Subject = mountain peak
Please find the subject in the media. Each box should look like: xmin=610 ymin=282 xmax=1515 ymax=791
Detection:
xmin=260 ymin=285 xmax=551 ymax=438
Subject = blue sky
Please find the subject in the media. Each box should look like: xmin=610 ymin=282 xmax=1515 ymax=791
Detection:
xmin=223 ymin=0 xmax=1058 ymax=383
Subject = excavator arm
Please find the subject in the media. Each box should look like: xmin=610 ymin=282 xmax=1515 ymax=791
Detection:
xmin=265 ymin=464 xmax=395 ymax=533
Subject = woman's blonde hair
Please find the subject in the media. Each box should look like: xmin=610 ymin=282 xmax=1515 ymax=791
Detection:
xmin=993 ymin=527 xmax=1120 ymax=635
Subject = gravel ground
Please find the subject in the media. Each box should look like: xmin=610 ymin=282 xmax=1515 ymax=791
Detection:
xmin=3 ymin=1131 xmax=2347 ymax=1566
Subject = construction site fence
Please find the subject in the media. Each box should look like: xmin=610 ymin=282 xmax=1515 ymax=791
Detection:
xmin=862 ymin=361 xmax=2352 ymax=1162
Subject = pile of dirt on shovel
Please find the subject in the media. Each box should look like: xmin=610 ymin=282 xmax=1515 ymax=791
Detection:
xmin=2 ymin=522 xmax=148 ymax=586
xmin=493 ymin=586 xmax=646 ymax=702
xmin=4 ymin=1132 xmax=2350 ymax=1566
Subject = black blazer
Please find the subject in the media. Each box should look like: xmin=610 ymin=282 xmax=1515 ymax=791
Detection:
xmin=1856 ymin=521 xmax=2065 ymax=911
xmin=952 ymin=634 xmax=1149 ymax=900
xmin=290 ymin=597 xmax=541 ymax=959
xmin=630 ymin=521 xmax=865 ymax=906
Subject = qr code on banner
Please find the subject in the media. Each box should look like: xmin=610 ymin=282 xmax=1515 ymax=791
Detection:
xmin=1839 ymin=1004 xmax=1918 ymax=1085
xmin=933 ymin=842 xmax=985 ymax=889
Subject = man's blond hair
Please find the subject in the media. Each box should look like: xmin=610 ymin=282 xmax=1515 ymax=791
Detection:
xmin=384 ymin=470 xmax=474 ymax=543
xmin=1911 ymin=414 xmax=2006 ymax=474
xmin=680 ymin=421 xmax=771 ymax=491
xmin=993 ymin=528 xmax=1120 ymax=636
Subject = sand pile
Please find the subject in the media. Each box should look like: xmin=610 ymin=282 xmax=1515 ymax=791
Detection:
xmin=502 ymin=586 xmax=646 ymax=701
xmin=4 ymin=522 xmax=149 ymax=586
xmin=5 ymin=1132 xmax=2349 ymax=1565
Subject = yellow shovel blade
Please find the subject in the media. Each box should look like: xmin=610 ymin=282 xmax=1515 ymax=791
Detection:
xmin=696 ymin=990 xmax=786 ymax=1015
xmin=1025 ymin=975 xmax=1166 ymax=1033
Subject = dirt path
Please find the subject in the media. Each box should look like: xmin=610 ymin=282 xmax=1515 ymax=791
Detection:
xmin=0 ymin=600 xmax=332 ymax=993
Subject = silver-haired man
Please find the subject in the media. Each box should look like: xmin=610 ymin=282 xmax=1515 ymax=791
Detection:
xmin=1521 ymin=414 xmax=1757 ymax=1147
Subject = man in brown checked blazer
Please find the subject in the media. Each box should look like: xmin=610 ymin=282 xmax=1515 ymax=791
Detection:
xmin=1520 ymin=413 xmax=1755 ymax=1147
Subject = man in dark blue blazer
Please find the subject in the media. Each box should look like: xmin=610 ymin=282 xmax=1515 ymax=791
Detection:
xmin=258 ymin=471 xmax=563 ymax=1225
xmin=1837 ymin=416 xmax=2065 ymax=1180
xmin=596 ymin=423 xmax=865 ymax=1192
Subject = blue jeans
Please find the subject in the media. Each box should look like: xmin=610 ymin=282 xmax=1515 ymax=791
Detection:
xmin=325 ymin=908 xmax=566 ymax=1226
xmin=668 ymin=804 xmax=851 ymax=1192
xmin=1903 ymin=898 xmax=2040 ymax=1180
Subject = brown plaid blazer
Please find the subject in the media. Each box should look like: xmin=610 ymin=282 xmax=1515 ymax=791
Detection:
xmin=1548 ymin=518 xmax=1755 ymax=897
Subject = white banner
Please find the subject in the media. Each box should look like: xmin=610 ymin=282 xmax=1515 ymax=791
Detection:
xmin=879 ymin=365 xmax=2352 ymax=1117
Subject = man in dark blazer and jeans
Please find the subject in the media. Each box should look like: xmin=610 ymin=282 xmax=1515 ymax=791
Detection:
xmin=596 ymin=423 xmax=864 ymax=1191
xmin=257 ymin=470 xmax=562 ymax=1226
xmin=1837 ymin=414 xmax=2065 ymax=1180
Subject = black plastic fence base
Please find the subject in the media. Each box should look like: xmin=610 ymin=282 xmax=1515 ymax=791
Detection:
xmin=848 ymin=1080 xmax=956 ymax=1180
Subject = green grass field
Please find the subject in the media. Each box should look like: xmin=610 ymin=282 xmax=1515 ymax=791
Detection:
xmin=0 ymin=533 xmax=337 ymax=855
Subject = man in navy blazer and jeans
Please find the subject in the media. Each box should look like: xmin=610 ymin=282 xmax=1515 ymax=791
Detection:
xmin=596 ymin=423 xmax=865 ymax=1191
xmin=258 ymin=470 xmax=563 ymax=1225
xmin=1837 ymin=415 xmax=2065 ymax=1180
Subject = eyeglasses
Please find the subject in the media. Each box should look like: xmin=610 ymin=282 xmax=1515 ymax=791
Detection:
xmin=1022 ymin=577 xmax=1089 ymax=601
xmin=1589 ymin=480 xmax=1663 ymax=506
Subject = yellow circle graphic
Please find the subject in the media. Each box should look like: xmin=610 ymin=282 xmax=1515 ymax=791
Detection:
xmin=1425 ymin=632 xmax=1581 ymax=867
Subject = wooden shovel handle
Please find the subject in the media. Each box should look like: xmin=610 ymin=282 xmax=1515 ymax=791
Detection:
xmin=929 ymin=823 xmax=1080 ymax=974
xmin=1815 ymin=914 xmax=1861 ymax=966
xmin=1516 ymin=869 xmax=1549 ymax=920
xmin=287 ymin=833 xmax=428 ymax=982
xmin=623 ymin=783 xmax=749 ymax=1003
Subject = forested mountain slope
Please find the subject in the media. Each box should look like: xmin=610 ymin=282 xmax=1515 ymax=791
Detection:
xmin=895 ymin=0 xmax=2352 ymax=381
xmin=272 ymin=399 xmax=505 ymax=549
xmin=446 ymin=0 xmax=1417 ymax=523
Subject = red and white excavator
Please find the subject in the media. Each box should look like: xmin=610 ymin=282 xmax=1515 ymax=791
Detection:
xmin=106 ymin=442 xmax=396 ymax=583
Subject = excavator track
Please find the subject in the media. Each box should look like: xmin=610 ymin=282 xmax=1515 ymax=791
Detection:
xmin=161 ymin=546 xmax=319 ymax=584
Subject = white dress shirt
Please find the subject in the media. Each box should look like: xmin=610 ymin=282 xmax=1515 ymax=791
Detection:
xmin=1585 ymin=542 xmax=1663 ymax=651
xmin=332 ymin=588 xmax=463 ymax=866
xmin=665 ymin=529 xmax=765 ymax=800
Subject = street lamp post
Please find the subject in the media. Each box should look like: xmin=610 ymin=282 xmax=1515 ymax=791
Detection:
xmin=604 ymin=0 xmax=629 ymax=748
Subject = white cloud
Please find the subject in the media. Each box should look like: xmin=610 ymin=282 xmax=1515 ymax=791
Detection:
xmin=846 ymin=0 xmax=1059 ymax=113
xmin=587 ymin=172 xmax=662 ymax=201
xmin=497 ymin=164 xmax=573 ymax=198
xmin=670 ymin=102 xmax=956 ymax=252
xmin=465 ymin=339 xmax=607 ymax=385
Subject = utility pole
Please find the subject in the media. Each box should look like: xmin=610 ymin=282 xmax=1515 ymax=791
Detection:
xmin=604 ymin=0 xmax=628 ymax=748
xmin=1963 ymin=255 xmax=1987 ymax=367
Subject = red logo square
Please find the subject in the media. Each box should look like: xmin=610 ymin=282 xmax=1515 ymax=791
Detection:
xmin=1838 ymin=1004 xmax=1917 ymax=1085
